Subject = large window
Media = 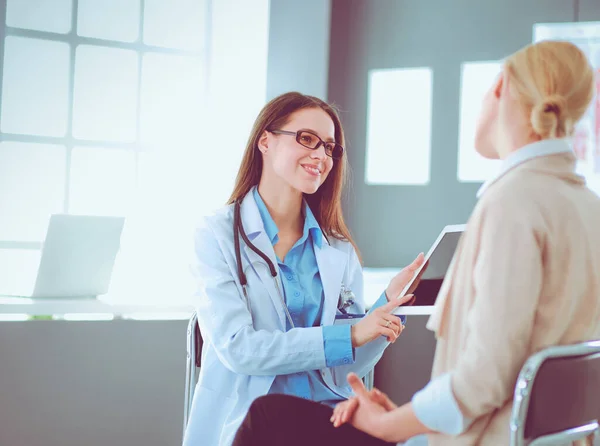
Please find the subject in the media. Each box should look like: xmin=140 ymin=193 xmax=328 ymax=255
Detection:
xmin=0 ymin=0 xmax=271 ymax=311
xmin=0 ymin=0 xmax=210 ymax=306
xmin=365 ymin=67 xmax=433 ymax=186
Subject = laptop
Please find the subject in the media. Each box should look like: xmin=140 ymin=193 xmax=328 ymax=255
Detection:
xmin=3 ymin=214 xmax=125 ymax=299
xmin=392 ymin=224 xmax=465 ymax=315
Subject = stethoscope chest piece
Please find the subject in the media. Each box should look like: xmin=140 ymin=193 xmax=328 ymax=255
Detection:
xmin=338 ymin=284 xmax=355 ymax=313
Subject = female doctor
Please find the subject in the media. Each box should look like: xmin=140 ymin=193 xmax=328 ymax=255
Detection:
xmin=182 ymin=91 xmax=424 ymax=446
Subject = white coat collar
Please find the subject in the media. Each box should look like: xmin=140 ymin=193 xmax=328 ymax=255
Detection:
xmin=239 ymin=186 xmax=333 ymax=247
xmin=477 ymin=138 xmax=573 ymax=198
xmin=238 ymin=187 xmax=347 ymax=327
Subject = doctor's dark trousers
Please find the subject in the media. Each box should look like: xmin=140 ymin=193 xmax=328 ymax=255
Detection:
xmin=232 ymin=394 xmax=397 ymax=446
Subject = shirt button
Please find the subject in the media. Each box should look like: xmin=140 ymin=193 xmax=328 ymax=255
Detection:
xmin=294 ymin=291 xmax=300 ymax=297
xmin=343 ymin=359 xmax=350 ymax=364
xmin=287 ymin=275 xmax=293 ymax=280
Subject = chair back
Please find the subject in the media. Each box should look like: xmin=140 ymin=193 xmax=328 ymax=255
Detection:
xmin=183 ymin=312 xmax=202 ymax=437
xmin=510 ymin=340 xmax=600 ymax=445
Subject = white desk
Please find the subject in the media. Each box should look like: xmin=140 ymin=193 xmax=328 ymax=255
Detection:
xmin=0 ymin=296 xmax=193 ymax=319
xmin=1 ymin=268 xmax=434 ymax=318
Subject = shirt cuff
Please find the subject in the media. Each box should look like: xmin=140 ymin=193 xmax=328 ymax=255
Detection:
xmin=323 ymin=324 xmax=355 ymax=367
xmin=369 ymin=291 xmax=407 ymax=326
xmin=411 ymin=373 xmax=472 ymax=435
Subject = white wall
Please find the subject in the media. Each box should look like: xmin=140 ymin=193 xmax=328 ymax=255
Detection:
xmin=266 ymin=0 xmax=332 ymax=100
xmin=0 ymin=317 xmax=438 ymax=446
xmin=0 ymin=320 xmax=187 ymax=446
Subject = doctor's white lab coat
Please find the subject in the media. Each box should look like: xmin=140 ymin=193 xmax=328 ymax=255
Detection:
xmin=182 ymin=190 xmax=393 ymax=446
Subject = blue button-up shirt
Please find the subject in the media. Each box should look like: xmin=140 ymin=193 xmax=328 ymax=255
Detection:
xmin=253 ymin=189 xmax=390 ymax=406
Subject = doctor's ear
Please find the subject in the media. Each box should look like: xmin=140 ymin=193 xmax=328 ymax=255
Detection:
xmin=257 ymin=131 xmax=269 ymax=154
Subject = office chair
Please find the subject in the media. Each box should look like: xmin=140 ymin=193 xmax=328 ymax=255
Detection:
xmin=510 ymin=340 xmax=600 ymax=446
xmin=182 ymin=311 xmax=376 ymax=439
xmin=183 ymin=312 xmax=202 ymax=438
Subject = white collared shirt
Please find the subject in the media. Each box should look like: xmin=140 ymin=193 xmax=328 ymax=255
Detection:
xmin=477 ymin=138 xmax=573 ymax=198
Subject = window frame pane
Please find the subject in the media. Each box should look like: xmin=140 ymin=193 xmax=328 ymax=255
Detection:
xmin=365 ymin=67 xmax=433 ymax=186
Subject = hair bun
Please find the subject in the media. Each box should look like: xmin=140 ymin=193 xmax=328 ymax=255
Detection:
xmin=531 ymin=94 xmax=569 ymax=139
xmin=543 ymin=95 xmax=567 ymax=116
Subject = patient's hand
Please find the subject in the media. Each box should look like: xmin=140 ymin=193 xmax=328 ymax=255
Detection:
xmin=369 ymin=388 xmax=397 ymax=411
xmin=330 ymin=374 xmax=397 ymax=428
xmin=330 ymin=373 xmax=396 ymax=439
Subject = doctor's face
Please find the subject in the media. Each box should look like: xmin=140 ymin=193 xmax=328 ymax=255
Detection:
xmin=259 ymin=107 xmax=337 ymax=195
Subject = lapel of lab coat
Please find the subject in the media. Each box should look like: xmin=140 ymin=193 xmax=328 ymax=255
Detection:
xmin=239 ymin=190 xmax=348 ymax=328
xmin=239 ymin=191 xmax=287 ymax=327
xmin=315 ymin=238 xmax=347 ymax=325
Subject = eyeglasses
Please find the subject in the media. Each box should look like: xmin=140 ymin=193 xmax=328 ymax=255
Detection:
xmin=268 ymin=129 xmax=344 ymax=160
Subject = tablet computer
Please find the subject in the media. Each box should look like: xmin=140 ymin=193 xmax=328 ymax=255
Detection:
xmin=392 ymin=224 xmax=465 ymax=315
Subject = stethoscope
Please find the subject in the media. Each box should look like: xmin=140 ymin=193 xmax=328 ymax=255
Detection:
xmin=233 ymin=200 xmax=356 ymax=329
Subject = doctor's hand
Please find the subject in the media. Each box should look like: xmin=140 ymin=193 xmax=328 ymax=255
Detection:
xmin=350 ymin=295 xmax=411 ymax=347
xmin=385 ymin=253 xmax=426 ymax=301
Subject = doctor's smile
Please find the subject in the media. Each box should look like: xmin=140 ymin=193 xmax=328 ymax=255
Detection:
xmin=300 ymin=162 xmax=323 ymax=177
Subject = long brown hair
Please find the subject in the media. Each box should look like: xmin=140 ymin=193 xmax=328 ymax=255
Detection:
xmin=227 ymin=91 xmax=360 ymax=258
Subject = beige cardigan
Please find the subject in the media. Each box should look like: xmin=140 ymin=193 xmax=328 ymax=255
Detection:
xmin=426 ymin=152 xmax=600 ymax=445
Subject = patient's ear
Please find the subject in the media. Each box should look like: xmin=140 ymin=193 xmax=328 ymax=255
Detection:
xmin=494 ymin=72 xmax=504 ymax=99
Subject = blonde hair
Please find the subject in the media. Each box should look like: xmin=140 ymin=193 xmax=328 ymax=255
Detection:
xmin=504 ymin=40 xmax=596 ymax=139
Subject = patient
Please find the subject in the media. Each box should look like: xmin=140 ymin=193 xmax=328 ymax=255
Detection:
xmin=232 ymin=39 xmax=600 ymax=445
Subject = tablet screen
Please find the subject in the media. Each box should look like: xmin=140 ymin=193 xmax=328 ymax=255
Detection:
xmin=404 ymin=230 xmax=462 ymax=306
